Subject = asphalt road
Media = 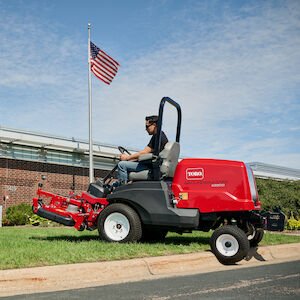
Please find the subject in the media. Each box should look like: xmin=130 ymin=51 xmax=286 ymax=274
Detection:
xmin=3 ymin=260 xmax=300 ymax=300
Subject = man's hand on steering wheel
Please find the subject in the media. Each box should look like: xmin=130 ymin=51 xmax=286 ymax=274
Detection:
xmin=118 ymin=146 xmax=131 ymax=161
xmin=103 ymin=146 xmax=132 ymax=185
xmin=120 ymin=154 xmax=130 ymax=161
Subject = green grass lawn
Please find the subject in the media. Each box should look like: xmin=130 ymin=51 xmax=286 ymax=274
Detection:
xmin=0 ymin=226 xmax=299 ymax=270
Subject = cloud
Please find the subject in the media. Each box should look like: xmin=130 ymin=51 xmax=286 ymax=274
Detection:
xmin=0 ymin=4 xmax=88 ymax=136
xmin=0 ymin=1 xmax=299 ymax=169
xmin=91 ymin=1 xmax=300 ymax=168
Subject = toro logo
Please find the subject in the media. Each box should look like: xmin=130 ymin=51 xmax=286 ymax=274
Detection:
xmin=186 ymin=168 xmax=204 ymax=180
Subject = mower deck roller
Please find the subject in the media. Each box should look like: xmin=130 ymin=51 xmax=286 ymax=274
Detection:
xmin=36 ymin=207 xmax=75 ymax=227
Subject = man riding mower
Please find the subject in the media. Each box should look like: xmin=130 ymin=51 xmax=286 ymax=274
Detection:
xmin=33 ymin=97 xmax=266 ymax=265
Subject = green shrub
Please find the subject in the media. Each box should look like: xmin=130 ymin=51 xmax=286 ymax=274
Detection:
xmin=286 ymin=218 xmax=300 ymax=230
xmin=5 ymin=203 xmax=33 ymax=226
xmin=256 ymin=178 xmax=300 ymax=217
xmin=286 ymin=213 xmax=300 ymax=230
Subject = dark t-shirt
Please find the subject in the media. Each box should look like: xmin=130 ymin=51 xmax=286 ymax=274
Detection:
xmin=147 ymin=131 xmax=168 ymax=153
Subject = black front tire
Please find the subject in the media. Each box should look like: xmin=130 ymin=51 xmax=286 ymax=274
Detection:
xmin=210 ymin=225 xmax=250 ymax=265
xmin=98 ymin=203 xmax=142 ymax=243
xmin=249 ymin=228 xmax=264 ymax=247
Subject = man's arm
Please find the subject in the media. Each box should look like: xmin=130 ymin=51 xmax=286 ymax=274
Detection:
xmin=120 ymin=146 xmax=152 ymax=161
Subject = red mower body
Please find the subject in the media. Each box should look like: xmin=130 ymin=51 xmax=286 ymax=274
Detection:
xmin=172 ymin=158 xmax=261 ymax=213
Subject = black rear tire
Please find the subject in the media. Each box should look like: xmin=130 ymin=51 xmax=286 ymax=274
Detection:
xmin=141 ymin=227 xmax=168 ymax=242
xmin=98 ymin=203 xmax=142 ymax=243
xmin=210 ymin=225 xmax=250 ymax=265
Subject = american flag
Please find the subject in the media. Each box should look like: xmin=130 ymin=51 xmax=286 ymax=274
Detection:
xmin=90 ymin=41 xmax=120 ymax=85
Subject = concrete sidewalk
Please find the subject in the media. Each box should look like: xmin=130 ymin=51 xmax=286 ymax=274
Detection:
xmin=1 ymin=243 xmax=300 ymax=297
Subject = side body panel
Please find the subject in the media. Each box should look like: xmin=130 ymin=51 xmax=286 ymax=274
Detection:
xmin=172 ymin=158 xmax=261 ymax=213
xmin=107 ymin=181 xmax=199 ymax=228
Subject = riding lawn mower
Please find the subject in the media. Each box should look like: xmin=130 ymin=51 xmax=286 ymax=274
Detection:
xmin=33 ymin=97 xmax=269 ymax=265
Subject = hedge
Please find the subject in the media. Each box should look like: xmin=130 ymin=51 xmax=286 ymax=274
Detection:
xmin=256 ymin=178 xmax=300 ymax=218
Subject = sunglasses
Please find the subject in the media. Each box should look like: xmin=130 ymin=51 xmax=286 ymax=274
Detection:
xmin=145 ymin=123 xmax=155 ymax=129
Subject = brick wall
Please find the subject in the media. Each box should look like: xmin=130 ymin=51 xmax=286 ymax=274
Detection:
xmin=0 ymin=158 xmax=108 ymax=213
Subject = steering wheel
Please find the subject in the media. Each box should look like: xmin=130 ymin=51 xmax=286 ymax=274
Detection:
xmin=118 ymin=146 xmax=131 ymax=155
xmin=103 ymin=146 xmax=132 ymax=184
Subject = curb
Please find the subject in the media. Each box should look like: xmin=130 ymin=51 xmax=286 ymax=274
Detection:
xmin=0 ymin=243 xmax=300 ymax=297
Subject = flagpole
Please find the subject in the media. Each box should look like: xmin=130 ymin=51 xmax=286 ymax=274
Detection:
xmin=88 ymin=23 xmax=94 ymax=183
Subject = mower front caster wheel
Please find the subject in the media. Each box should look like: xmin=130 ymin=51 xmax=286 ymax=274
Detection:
xmin=98 ymin=203 xmax=142 ymax=243
xmin=248 ymin=228 xmax=264 ymax=247
xmin=210 ymin=225 xmax=250 ymax=265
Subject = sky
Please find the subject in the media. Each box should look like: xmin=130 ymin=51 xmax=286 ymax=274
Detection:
xmin=0 ymin=0 xmax=299 ymax=169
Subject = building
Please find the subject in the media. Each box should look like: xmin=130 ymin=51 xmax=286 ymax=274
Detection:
xmin=248 ymin=162 xmax=300 ymax=181
xmin=1 ymin=126 xmax=299 ymax=212
xmin=0 ymin=127 xmax=126 ymax=212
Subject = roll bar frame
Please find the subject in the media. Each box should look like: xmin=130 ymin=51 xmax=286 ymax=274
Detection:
xmin=153 ymin=97 xmax=182 ymax=156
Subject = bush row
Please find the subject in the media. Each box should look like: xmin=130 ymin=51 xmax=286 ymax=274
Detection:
xmin=256 ymin=178 xmax=300 ymax=218
xmin=3 ymin=203 xmax=51 ymax=226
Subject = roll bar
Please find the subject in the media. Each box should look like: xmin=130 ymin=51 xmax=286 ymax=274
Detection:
xmin=154 ymin=97 xmax=182 ymax=156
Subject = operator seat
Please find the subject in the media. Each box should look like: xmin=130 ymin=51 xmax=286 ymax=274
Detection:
xmin=128 ymin=142 xmax=180 ymax=181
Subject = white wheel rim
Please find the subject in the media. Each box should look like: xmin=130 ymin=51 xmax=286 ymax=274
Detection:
xmin=247 ymin=230 xmax=256 ymax=240
xmin=247 ymin=223 xmax=256 ymax=240
xmin=216 ymin=234 xmax=239 ymax=257
xmin=104 ymin=212 xmax=130 ymax=241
